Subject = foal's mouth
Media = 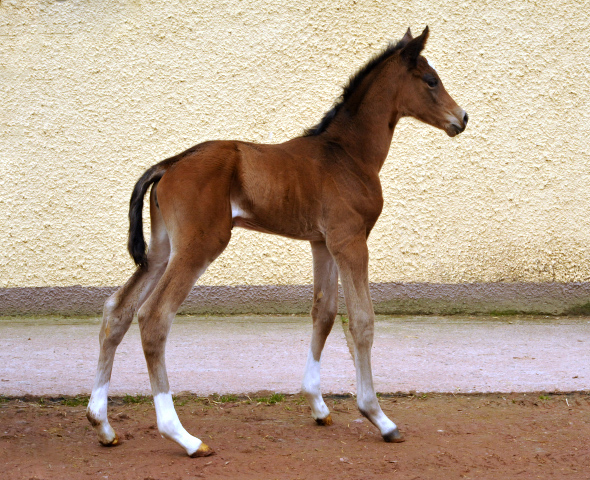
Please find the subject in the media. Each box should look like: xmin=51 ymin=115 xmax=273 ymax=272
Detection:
xmin=446 ymin=123 xmax=465 ymax=137
xmin=445 ymin=111 xmax=468 ymax=137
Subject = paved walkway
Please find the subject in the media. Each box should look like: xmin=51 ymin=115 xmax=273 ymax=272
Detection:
xmin=0 ymin=315 xmax=588 ymax=396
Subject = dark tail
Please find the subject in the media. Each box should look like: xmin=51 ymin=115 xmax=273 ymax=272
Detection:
xmin=127 ymin=163 xmax=167 ymax=269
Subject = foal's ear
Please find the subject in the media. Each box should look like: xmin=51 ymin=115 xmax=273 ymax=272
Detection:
xmin=400 ymin=26 xmax=429 ymax=68
xmin=398 ymin=27 xmax=413 ymax=47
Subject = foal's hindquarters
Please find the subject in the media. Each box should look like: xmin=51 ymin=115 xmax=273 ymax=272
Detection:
xmin=87 ymin=159 xmax=235 ymax=456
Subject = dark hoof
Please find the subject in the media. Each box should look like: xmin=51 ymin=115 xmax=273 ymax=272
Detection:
xmin=382 ymin=428 xmax=405 ymax=443
xmin=315 ymin=414 xmax=333 ymax=426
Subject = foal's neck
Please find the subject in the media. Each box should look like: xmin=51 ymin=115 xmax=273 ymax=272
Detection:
xmin=326 ymin=61 xmax=403 ymax=174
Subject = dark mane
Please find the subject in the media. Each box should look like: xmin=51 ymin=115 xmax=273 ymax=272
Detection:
xmin=303 ymin=39 xmax=406 ymax=137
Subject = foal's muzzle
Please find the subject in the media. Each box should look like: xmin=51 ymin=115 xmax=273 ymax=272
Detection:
xmin=446 ymin=110 xmax=468 ymax=137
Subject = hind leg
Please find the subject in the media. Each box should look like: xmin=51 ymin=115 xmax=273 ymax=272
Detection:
xmin=137 ymin=230 xmax=229 ymax=457
xmin=137 ymin=174 xmax=232 ymax=455
xmin=87 ymin=269 xmax=154 ymax=445
xmin=87 ymin=187 xmax=169 ymax=445
xmin=137 ymin=258 xmax=210 ymax=456
xmin=302 ymin=241 xmax=339 ymax=425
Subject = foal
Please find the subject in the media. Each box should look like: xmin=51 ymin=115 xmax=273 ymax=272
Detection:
xmin=87 ymin=27 xmax=467 ymax=456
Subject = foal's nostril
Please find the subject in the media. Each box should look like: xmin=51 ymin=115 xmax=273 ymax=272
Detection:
xmin=463 ymin=112 xmax=469 ymax=125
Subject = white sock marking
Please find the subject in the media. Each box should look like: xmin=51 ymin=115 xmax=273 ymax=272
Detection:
xmin=354 ymin=347 xmax=397 ymax=435
xmin=88 ymin=382 xmax=109 ymax=421
xmin=302 ymin=350 xmax=330 ymax=419
xmin=154 ymin=392 xmax=202 ymax=455
xmin=88 ymin=382 xmax=117 ymax=443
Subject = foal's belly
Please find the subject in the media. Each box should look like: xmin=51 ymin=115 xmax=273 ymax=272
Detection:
xmin=231 ymin=202 xmax=324 ymax=242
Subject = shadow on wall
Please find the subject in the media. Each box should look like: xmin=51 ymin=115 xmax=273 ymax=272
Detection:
xmin=1 ymin=283 xmax=590 ymax=316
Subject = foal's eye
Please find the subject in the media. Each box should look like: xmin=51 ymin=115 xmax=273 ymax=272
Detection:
xmin=423 ymin=75 xmax=438 ymax=88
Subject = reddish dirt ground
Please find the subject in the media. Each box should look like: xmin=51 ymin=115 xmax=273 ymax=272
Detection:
xmin=2 ymin=392 xmax=590 ymax=480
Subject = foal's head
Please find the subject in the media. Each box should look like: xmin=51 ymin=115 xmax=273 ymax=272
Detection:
xmin=396 ymin=27 xmax=468 ymax=137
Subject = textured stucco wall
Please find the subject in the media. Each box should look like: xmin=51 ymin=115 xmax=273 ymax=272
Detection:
xmin=1 ymin=1 xmax=589 ymax=296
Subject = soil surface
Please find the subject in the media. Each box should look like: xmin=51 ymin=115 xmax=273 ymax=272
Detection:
xmin=2 ymin=392 xmax=589 ymax=480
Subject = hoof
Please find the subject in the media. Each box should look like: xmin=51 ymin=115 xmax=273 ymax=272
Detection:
xmin=382 ymin=428 xmax=405 ymax=443
xmin=190 ymin=442 xmax=215 ymax=458
xmin=100 ymin=433 xmax=120 ymax=447
xmin=315 ymin=414 xmax=333 ymax=426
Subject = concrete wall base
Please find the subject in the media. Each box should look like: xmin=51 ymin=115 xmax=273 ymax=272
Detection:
xmin=1 ymin=283 xmax=590 ymax=317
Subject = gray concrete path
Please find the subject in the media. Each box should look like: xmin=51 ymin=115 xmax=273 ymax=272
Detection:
xmin=0 ymin=315 xmax=588 ymax=396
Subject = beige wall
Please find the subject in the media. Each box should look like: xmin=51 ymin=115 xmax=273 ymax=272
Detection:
xmin=1 ymin=0 xmax=589 ymax=291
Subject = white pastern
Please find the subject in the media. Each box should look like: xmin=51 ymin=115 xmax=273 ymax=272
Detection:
xmin=354 ymin=347 xmax=397 ymax=435
xmin=367 ymin=403 xmax=397 ymax=435
xmin=87 ymin=382 xmax=117 ymax=443
xmin=88 ymin=382 xmax=109 ymax=420
xmin=302 ymin=350 xmax=330 ymax=419
xmin=154 ymin=392 xmax=203 ymax=455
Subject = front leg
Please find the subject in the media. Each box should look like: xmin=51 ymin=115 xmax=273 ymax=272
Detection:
xmin=328 ymin=234 xmax=404 ymax=442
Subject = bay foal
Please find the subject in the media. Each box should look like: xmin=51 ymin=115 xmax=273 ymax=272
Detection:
xmin=87 ymin=27 xmax=468 ymax=456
